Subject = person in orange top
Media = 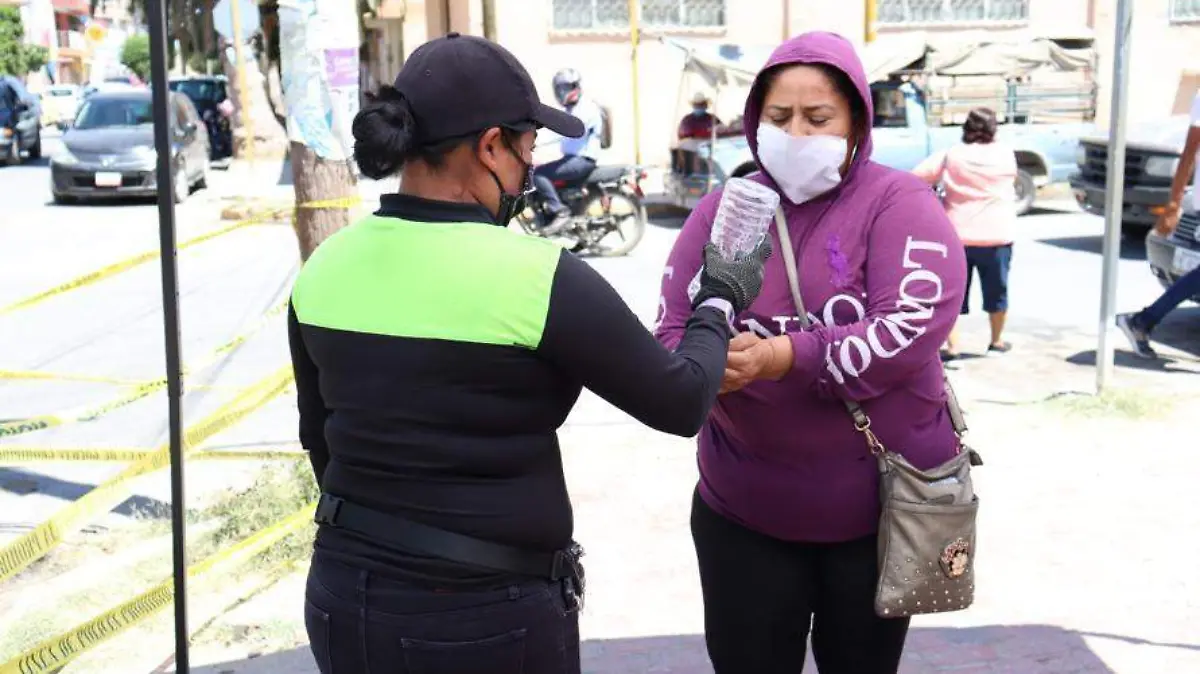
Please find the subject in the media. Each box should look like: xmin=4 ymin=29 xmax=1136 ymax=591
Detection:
xmin=913 ymin=107 xmax=1017 ymax=359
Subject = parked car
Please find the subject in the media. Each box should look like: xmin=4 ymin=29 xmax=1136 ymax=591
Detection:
xmin=666 ymin=80 xmax=1094 ymax=216
xmin=168 ymin=75 xmax=233 ymax=161
xmin=0 ymin=75 xmax=43 ymax=165
xmin=1068 ymin=115 xmax=1193 ymax=237
xmin=41 ymin=84 xmax=83 ymax=129
xmin=50 ymin=89 xmax=210 ymax=204
xmin=1147 ymin=210 xmax=1200 ymax=302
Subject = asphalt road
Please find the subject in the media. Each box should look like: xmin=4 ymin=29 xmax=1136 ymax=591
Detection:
xmin=0 ymin=146 xmax=1195 ymax=553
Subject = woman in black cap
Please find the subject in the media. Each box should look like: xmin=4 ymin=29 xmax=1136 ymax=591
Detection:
xmin=288 ymin=33 xmax=771 ymax=674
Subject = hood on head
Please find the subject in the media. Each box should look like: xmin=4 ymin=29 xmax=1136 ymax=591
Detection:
xmin=744 ymin=32 xmax=875 ymax=189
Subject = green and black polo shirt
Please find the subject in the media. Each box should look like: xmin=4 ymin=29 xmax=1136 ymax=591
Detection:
xmin=288 ymin=193 xmax=730 ymax=588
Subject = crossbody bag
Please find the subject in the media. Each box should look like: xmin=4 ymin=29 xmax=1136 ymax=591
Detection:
xmin=772 ymin=209 xmax=982 ymax=618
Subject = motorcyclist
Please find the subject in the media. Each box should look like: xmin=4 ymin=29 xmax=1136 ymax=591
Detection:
xmin=532 ymin=68 xmax=604 ymax=233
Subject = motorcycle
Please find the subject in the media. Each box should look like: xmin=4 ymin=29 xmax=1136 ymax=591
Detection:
xmin=516 ymin=164 xmax=648 ymax=257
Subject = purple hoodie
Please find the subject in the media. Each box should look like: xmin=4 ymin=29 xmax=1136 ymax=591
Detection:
xmin=654 ymin=32 xmax=967 ymax=543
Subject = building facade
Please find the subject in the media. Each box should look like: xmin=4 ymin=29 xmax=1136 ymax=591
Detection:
xmin=376 ymin=0 xmax=1199 ymax=166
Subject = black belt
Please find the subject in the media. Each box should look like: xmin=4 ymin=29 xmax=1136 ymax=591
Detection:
xmin=314 ymin=493 xmax=583 ymax=583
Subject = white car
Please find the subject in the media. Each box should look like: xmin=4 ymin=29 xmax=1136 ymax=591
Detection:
xmin=43 ymin=84 xmax=82 ymax=128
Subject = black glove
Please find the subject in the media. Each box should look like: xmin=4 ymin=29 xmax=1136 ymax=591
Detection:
xmin=692 ymin=238 xmax=773 ymax=315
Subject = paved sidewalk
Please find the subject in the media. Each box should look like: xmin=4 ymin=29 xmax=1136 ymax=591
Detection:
xmin=173 ymin=323 xmax=1200 ymax=673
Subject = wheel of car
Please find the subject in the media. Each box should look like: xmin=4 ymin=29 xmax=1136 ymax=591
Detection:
xmin=1014 ymin=169 xmax=1036 ymax=216
xmin=195 ymin=158 xmax=209 ymax=190
xmin=28 ymin=130 xmax=41 ymax=160
xmin=174 ymin=161 xmax=189 ymax=204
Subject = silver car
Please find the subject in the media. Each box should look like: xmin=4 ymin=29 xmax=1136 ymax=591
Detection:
xmin=50 ymin=90 xmax=210 ymax=204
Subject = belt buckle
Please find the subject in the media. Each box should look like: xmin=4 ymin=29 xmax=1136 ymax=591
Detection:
xmin=314 ymin=495 xmax=343 ymax=526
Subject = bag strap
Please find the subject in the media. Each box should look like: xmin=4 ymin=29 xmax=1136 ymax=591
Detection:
xmin=771 ymin=209 xmax=967 ymax=454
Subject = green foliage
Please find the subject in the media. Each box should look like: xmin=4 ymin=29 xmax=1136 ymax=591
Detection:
xmin=0 ymin=7 xmax=49 ymax=76
xmin=121 ymin=34 xmax=152 ymax=81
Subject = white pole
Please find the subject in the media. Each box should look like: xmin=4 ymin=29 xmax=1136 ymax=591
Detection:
xmin=1096 ymin=0 xmax=1133 ymax=394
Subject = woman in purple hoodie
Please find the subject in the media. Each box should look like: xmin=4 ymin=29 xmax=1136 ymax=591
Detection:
xmin=654 ymin=32 xmax=967 ymax=673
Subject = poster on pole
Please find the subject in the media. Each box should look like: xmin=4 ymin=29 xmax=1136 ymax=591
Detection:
xmin=277 ymin=0 xmax=360 ymax=161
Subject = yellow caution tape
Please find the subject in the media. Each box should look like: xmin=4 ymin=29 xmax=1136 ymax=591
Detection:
xmin=0 ymin=370 xmax=148 ymax=386
xmin=0 ymin=502 xmax=316 ymax=674
xmin=0 ymin=366 xmax=294 ymax=585
xmin=296 ymin=195 xmax=362 ymax=209
xmin=0 ymin=447 xmax=306 ymax=463
xmin=0 ymin=302 xmax=288 ymax=439
xmin=0 ymin=216 xmax=264 ymax=317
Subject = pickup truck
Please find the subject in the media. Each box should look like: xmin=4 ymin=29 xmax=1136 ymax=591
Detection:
xmin=665 ymin=80 xmax=1094 ymax=216
xmin=1068 ymin=114 xmax=1198 ymax=300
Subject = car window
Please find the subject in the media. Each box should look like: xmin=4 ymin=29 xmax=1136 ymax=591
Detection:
xmin=872 ymin=86 xmax=908 ymax=128
xmin=169 ymin=79 xmax=223 ymax=103
xmin=75 ymin=97 xmax=154 ymax=129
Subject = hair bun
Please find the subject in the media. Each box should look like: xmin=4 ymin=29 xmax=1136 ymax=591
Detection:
xmin=352 ymin=85 xmax=418 ymax=179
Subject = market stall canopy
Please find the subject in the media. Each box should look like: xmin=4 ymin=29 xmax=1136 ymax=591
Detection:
xmin=661 ymin=31 xmax=1094 ymax=88
xmin=660 ymin=34 xmax=928 ymax=88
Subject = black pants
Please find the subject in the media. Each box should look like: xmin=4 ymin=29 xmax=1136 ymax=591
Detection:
xmin=532 ymin=155 xmax=596 ymax=214
xmin=305 ymin=551 xmax=580 ymax=674
xmin=691 ymin=489 xmax=910 ymax=674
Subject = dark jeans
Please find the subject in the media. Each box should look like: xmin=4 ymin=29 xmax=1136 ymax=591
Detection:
xmin=691 ymin=489 xmax=910 ymax=674
xmin=1137 ymin=263 xmax=1200 ymax=331
xmin=961 ymin=244 xmax=1012 ymax=314
xmin=532 ymin=155 xmax=596 ymax=215
xmin=305 ymin=551 xmax=580 ymax=674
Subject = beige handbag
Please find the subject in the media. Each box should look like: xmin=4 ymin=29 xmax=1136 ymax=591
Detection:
xmin=772 ymin=210 xmax=982 ymax=619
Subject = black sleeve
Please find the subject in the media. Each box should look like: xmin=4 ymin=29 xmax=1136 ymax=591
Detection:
xmin=287 ymin=301 xmax=330 ymax=487
xmin=536 ymin=250 xmax=729 ymax=437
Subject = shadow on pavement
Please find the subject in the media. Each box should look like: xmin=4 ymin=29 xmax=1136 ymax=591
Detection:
xmin=1036 ymin=234 xmax=1148 ymax=261
xmin=0 ymin=466 xmax=170 ymax=518
xmin=1065 ymin=348 xmax=1199 ymax=374
xmin=182 ymin=624 xmax=1118 ymax=674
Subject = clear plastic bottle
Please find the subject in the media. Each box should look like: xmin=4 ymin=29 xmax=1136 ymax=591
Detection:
xmin=710 ymin=177 xmax=780 ymax=260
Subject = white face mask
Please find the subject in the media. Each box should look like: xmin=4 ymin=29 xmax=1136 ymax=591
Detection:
xmin=755 ymin=124 xmax=848 ymax=204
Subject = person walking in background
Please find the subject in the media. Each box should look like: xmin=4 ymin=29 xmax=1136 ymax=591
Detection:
xmin=914 ymin=107 xmax=1017 ymax=360
xmin=655 ymin=31 xmax=966 ymax=674
xmin=1116 ymin=90 xmax=1200 ymax=359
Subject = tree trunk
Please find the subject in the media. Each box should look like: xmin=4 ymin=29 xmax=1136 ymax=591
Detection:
xmin=278 ymin=0 xmax=360 ymax=260
xmin=290 ymin=142 xmax=355 ymax=261
xmin=221 ymin=38 xmax=289 ymax=159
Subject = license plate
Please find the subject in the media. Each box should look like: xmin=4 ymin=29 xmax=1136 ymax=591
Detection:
xmin=94 ymin=172 xmax=122 ymax=187
xmin=1174 ymin=247 xmax=1200 ymax=274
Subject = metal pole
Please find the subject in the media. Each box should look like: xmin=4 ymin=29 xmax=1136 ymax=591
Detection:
xmin=147 ymin=0 xmax=189 ymax=671
xmin=707 ymin=83 xmax=719 ymax=193
xmin=628 ymin=0 xmax=642 ymax=165
xmin=231 ymin=0 xmax=255 ymax=164
xmin=482 ymin=0 xmax=497 ymax=41
xmin=865 ymin=0 xmax=878 ymax=44
xmin=1096 ymin=0 xmax=1133 ymax=393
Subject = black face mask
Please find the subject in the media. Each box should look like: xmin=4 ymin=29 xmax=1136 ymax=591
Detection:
xmin=487 ymin=143 xmax=535 ymax=226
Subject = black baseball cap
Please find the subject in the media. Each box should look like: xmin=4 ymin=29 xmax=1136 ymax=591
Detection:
xmin=393 ymin=33 xmax=584 ymax=146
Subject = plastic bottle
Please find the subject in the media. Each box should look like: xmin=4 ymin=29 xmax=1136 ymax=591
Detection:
xmin=710 ymin=177 xmax=780 ymax=260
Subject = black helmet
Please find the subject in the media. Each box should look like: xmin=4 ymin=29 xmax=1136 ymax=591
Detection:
xmin=552 ymin=68 xmax=582 ymax=107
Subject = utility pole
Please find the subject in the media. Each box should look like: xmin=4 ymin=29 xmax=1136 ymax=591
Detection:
xmin=1096 ymin=0 xmax=1133 ymax=393
xmin=482 ymin=0 xmax=497 ymax=41
xmin=865 ymin=0 xmax=877 ymax=44
xmin=278 ymin=0 xmax=361 ymax=260
xmin=628 ymin=0 xmax=642 ymax=165
xmin=230 ymin=0 xmax=254 ymax=164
